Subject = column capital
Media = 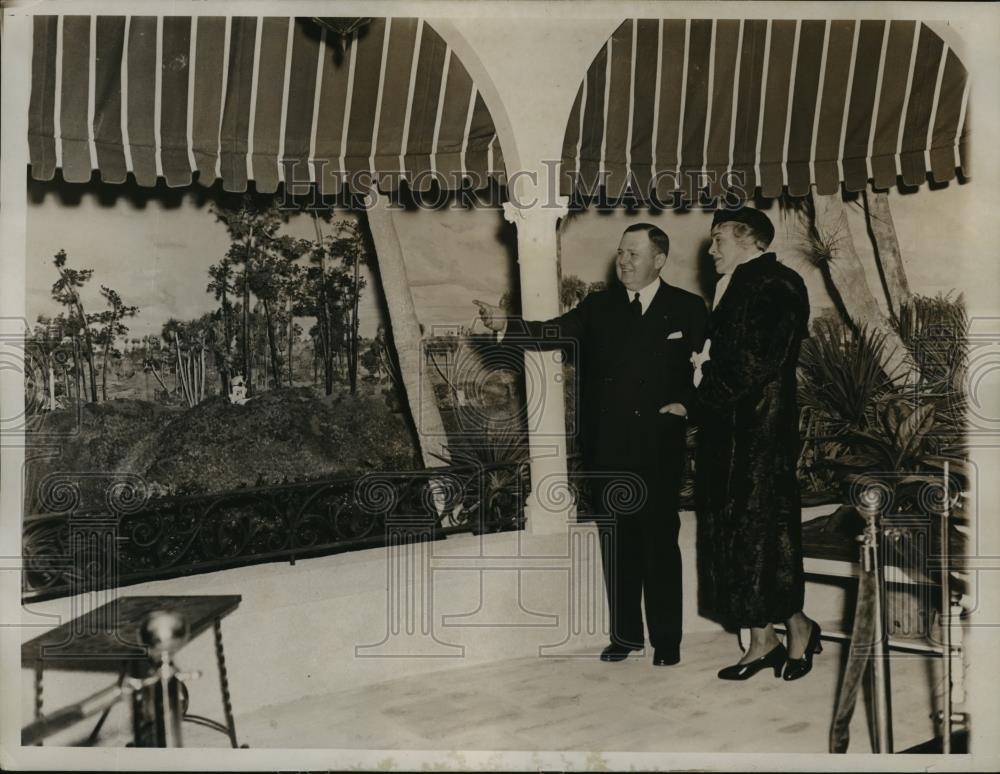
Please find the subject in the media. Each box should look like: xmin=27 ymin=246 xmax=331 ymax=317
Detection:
xmin=501 ymin=201 xmax=524 ymax=225
xmin=502 ymin=198 xmax=570 ymax=227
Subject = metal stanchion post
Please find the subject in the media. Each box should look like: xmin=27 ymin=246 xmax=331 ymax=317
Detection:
xmin=155 ymin=658 xmax=184 ymax=747
xmin=140 ymin=610 xmax=190 ymax=748
xmin=859 ymin=491 xmax=893 ymax=753
xmin=21 ymin=610 xmax=202 ymax=748
xmin=941 ymin=462 xmax=952 ymax=754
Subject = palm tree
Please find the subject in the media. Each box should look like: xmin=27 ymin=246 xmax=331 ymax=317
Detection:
xmin=246 ymin=246 xmax=288 ymax=390
xmin=207 ymin=258 xmax=236 ymax=354
xmin=96 ymin=285 xmax=138 ymax=401
xmin=50 ymin=250 xmax=99 ymax=402
xmin=212 ymin=196 xmax=284 ymax=395
xmin=862 ymin=188 xmax=912 ymax=322
xmin=281 ymin=261 xmax=304 ymax=387
xmin=326 ymin=220 xmax=367 ymax=394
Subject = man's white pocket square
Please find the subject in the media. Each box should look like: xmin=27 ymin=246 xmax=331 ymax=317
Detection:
xmin=667 ymin=330 xmax=684 ymax=340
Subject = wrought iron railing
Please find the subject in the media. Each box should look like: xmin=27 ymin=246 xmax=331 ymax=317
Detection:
xmin=22 ymin=462 xmax=529 ymax=602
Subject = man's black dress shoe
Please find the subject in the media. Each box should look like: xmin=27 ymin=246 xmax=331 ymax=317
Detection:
xmin=653 ymin=647 xmax=680 ymax=666
xmin=717 ymin=643 xmax=787 ymax=680
xmin=600 ymin=643 xmax=640 ymax=662
xmin=782 ymin=621 xmax=822 ymax=681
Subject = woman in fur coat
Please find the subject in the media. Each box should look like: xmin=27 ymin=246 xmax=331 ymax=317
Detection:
xmin=694 ymin=206 xmax=820 ymax=682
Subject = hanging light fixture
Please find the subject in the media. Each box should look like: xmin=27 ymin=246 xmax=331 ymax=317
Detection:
xmin=309 ymin=17 xmax=373 ymax=64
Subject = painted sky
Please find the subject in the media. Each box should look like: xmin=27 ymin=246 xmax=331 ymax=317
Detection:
xmin=25 ymin=176 xmax=517 ymax=341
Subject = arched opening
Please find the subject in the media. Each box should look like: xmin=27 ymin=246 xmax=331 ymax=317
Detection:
xmin=556 ymin=17 xmax=974 ymax=754
xmin=21 ymin=13 xmax=522 ymax=583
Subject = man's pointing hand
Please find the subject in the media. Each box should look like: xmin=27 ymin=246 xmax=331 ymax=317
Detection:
xmin=473 ymin=299 xmax=506 ymax=333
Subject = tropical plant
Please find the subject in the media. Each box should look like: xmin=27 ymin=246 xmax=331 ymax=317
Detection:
xmin=896 ymin=293 xmax=968 ymax=444
xmin=94 ymin=285 xmax=139 ymax=401
xmin=829 ymin=398 xmax=938 ymax=474
xmin=50 ymin=250 xmax=99 ymax=402
xmin=292 ymin=236 xmax=353 ymax=394
xmin=797 ymin=293 xmax=967 ymax=501
xmin=797 ymin=319 xmax=895 ymax=433
xmin=212 ymin=195 xmax=284 ymax=395
xmin=26 ymin=316 xmax=71 ymax=411
xmin=207 ymin=258 xmax=236 ymax=394
xmin=431 ymin=420 xmax=529 ymax=534
xmin=781 ymin=193 xmax=912 ymax=382
xmin=325 ymin=219 xmax=369 ymax=394
xmin=162 ymin=317 xmax=216 ymax=407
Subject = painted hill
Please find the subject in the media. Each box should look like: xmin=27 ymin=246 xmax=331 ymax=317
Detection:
xmin=25 ymin=388 xmax=419 ymax=514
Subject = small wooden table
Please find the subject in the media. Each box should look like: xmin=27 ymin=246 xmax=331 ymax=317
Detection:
xmin=22 ymin=595 xmax=242 ymax=747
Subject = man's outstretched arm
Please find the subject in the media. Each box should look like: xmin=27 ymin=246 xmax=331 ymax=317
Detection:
xmin=474 ymin=297 xmax=589 ymax=350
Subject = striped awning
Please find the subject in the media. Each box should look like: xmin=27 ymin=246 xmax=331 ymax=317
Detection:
xmin=560 ymin=19 xmax=970 ymax=201
xmin=28 ymin=16 xmax=506 ymax=193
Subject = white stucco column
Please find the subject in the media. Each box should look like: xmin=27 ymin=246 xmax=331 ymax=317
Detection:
xmin=502 ymin=198 xmax=574 ymax=534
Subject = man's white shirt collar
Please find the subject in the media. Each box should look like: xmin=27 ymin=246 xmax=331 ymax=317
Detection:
xmin=624 ymin=276 xmax=661 ymax=315
xmin=712 ymin=251 xmax=765 ymax=309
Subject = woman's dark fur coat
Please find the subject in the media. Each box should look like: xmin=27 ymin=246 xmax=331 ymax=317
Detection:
xmin=694 ymin=253 xmax=810 ymax=628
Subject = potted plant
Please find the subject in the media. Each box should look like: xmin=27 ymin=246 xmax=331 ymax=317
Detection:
xmin=797 ymin=295 xmax=969 ymax=639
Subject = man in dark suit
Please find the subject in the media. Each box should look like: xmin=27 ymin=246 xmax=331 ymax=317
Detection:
xmin=476 ymin=223 xmax=708 ymax=666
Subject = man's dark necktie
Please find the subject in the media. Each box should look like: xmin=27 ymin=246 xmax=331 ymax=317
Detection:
xmin=630 ymin=291 xmax=642 ymax=318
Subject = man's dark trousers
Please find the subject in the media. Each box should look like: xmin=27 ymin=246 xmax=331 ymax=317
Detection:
xmin=593 ymin=432 xmax=686 ymax=651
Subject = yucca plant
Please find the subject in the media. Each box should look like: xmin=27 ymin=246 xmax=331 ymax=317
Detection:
xmin=432 ymin=419 xmax=529 ymax=534
xmin=796 ymin=319 xmax=895 ymax=497
xmin=798 ymin=318 xmax=896 ymax=435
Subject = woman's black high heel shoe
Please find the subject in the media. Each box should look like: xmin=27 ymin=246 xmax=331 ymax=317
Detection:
xmin=717 ymin=643 xmax=787 ymax=680
xmin=782 ymin=621 xmax=823 ymax=681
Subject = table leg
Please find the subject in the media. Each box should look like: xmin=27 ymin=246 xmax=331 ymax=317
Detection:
xmin=213 ymin=618 xmax=239 ymax=748
xmin=33 ymin=664 xmax=43 ymax=746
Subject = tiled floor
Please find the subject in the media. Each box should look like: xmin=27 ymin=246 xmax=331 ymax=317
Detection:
xmin=178 ymin=628 xmax=941 ymax=754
